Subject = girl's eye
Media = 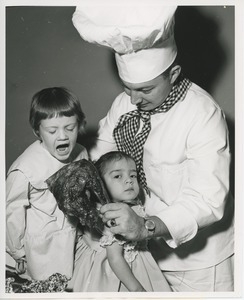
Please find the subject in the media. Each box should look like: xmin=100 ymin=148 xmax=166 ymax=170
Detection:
xmin=114 ymin=175 xmax=122 ymax=179
xmin=48 ymin=130 xmax=56 ymax=134
xmin=131 ymin=174 xmax=137 ymax=179
xmin=67 ymin=127 xmax=75 ymax=132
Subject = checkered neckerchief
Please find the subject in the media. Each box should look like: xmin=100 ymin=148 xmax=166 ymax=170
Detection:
xmin=113 ymin=78 xmax=192 ymax=195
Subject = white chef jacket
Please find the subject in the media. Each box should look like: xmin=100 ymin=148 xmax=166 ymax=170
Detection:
xmin=6 ymin=140 xmax=88 ymax=280
xmin=90 ymin=82 xmax=234 ymax=271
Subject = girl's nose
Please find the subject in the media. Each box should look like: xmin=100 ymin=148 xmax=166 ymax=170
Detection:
xmin=58 ymin=130 xmax=68 ymax=140
xmin=125 ymin=177 xmax=133 ymax=185
xmin=131 ymin=91 xmax=143 ymax=105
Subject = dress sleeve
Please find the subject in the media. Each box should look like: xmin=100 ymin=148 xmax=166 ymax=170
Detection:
xmin=100 ymin=229 xmax=139 ymax=264
xmin=6 ymin=170 xmax=30 ymax=260
xmin=99 ymin=226 xmax=121 ymax=247
xmin=156 ymin=106 xmax=231 ymax=248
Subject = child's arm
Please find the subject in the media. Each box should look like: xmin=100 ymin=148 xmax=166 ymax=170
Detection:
xmin=106 ymin=242 xmax=146 ymax=292
xmin=6 ymin=171 xmax=29 ymax=273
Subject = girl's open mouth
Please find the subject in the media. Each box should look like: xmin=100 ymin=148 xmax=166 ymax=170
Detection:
xmin=56 ymin=144 xmax=70 ymax=155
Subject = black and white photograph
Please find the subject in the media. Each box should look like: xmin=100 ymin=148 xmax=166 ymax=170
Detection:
xmin=0 ymin=0 xmax=243 ymax=299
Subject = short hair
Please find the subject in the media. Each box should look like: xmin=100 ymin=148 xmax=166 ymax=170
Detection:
xmin=29 ymin=87 xmax=86 ymax=136
xmin=95 ymin=151 xmax=136 ymax=178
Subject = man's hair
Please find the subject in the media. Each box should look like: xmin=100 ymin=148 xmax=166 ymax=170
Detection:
xmin=29 ymin=87 xmax=86 ymax=136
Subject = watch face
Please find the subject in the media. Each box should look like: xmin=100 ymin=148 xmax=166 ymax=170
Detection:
xmin=145 ymin=219 xmax=155 ymax=231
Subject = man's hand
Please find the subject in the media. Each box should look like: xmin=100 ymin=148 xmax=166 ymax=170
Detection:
xmin=100 ymin=202 xmax=147 ymax=241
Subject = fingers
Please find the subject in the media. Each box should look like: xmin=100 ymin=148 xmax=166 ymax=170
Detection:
xmin=106 ymin=218 xmax=117 ymax=228
xmin=106 ymin=221 xmax=125 ymax=237
xmin=100 ymin=202 xmax=125 ymax=214
xmin=99 ymin=203 xmax=126 ymax=224
xmin=100 ymin=203 xmax=141 ymax=239
xmin=102 ymin=212 xmax=118 ymax=224
xmin=16 ymin=260 xmax=26 ymax=274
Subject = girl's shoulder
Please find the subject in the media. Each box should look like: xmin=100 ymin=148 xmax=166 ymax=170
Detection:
xmin=8 ymin=141 xmax=46 ymax=173
xmin=71 ymin=143 xmax=88 ymax=161
xmin=8 ymin=141 xmax=84 ymax=189
xmin=7 ymin=141 xmax=59 ymax=189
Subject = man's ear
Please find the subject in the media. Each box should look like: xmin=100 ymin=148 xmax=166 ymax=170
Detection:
xmin=169 ymin=65 xmax=181 ymax=84
xmin=33 ymin=129 xmax=41 ymax=139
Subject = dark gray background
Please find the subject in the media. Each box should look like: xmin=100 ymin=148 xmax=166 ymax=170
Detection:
xmin=6 ymin=6 xmax=235 ymax=193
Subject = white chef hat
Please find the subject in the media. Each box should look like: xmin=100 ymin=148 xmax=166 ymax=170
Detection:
xmin=72 ymin=1 xmax=177 ymax=83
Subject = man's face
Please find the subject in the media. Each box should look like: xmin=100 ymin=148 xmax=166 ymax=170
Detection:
xmin=121 ymin=73 xmax=173 ymax=111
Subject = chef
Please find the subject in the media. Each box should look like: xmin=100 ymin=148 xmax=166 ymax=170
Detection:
xmin=72 ymin=2 xmax=234 ymax=292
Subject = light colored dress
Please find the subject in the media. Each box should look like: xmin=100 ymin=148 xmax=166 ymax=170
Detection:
xmin=6 ymin=140 xmax=88 ymax=280
xmin=70 ymin=205 xmax=171 ymax=292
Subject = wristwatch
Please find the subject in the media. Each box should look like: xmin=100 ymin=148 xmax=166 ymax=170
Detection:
xmin=144 ymin=218 xmax=156 ymax=238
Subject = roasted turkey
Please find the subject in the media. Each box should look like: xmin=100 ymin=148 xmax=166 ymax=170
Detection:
xmin=46 ymin=159 xmax=110 ymax=227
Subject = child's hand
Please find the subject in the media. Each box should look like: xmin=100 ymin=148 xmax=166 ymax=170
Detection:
xmin=15 ymin=258 xmax=27 ymax=274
